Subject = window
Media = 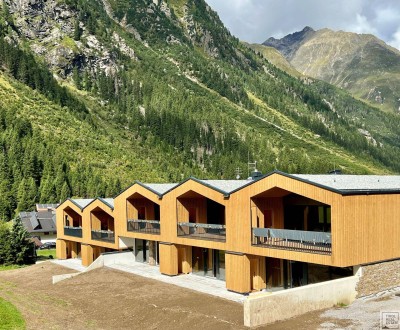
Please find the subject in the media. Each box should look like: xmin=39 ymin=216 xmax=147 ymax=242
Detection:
xmin=64 ymin=215 xmax=70 ymax=227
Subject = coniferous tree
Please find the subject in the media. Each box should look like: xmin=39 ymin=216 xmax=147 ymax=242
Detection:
xmin=39 ymin=176 xmax=57 ymax=203
xmin=73 ymin=18 xmax=82 ymax=41
xmin=72 ymin=66 xmax=81 ymax=90
xmin=60 ymin=181 xmax=71 ymax=202
xmin=0 ymin=221 xmax=12 ymax=264
xmin=10 ymin=217 xmax=35 ymax=265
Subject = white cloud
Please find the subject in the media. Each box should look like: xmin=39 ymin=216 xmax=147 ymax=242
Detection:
xmin=389 ymin=29 xmax=400 ymax=50
xmin=349 ymin=14 xmax=378 ymax=35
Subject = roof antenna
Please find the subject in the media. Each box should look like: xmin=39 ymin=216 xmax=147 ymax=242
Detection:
xmin=235 ymin=167 xmax=242 ymax=180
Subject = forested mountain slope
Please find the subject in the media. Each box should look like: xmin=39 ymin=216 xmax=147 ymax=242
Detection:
xmin=0 ymin=0 xmax=399 ymax=219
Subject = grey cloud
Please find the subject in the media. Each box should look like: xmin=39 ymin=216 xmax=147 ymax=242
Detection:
xmin=206 ymin=0 xmax=400 ymax=49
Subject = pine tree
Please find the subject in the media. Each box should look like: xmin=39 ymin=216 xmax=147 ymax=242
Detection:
xmin=0 ymin=151 xmax=12 ymax=220
xmin=72 ymin=67 xmax=81 ymax=90
xmin=39 ymin=176 xmax=56 ymax=203
xmin=10 ymin=217 xmax=35 ymax=265
xmin=0 ymin=221 xmax=12 ymax=264
xmin=73 ymin=19 xmax=82 ymax=41
xmin=60 ymin=181 xmax=71 ymax=202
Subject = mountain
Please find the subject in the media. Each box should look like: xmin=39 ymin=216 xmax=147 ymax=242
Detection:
xmin=243 ymin=42 xmax=301 ymax=78
xmin=263 ymin=27 xmax=400 ymax=113
xmin=263 ymin=26 xmax=316 ymax=60
xmin=0 ymin=0 xmax=400 ymax=220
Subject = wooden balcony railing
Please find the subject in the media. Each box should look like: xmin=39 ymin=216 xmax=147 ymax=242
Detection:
xmin=91 ymin=229 xmax=115 ymax=242
xmin=63 ymin=226 xmax=82 ymax=238
xmin=127 ymin=219 xmax=160 ymax=234
xmin=253 ymin=228 xmax=331 ymax=255
xmin=177 ymin=222 xmax=226 ymax=242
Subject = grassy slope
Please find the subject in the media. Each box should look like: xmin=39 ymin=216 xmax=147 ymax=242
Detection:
xmin=0 ymin=0 xmax=398 ymax=188
xmin=288 ymin=29 xmax=400 ymax=113
xmin=0 ymin=49 xmax=391 ymax=183
xmin=0 ymin=297 xmax=25 ymax=329
xmin=0 ymin=72 xmax=199 ymax=185
xmin=180 ymin=67 xmax=392 ymax=174
xmin=245 ymin=43 xmax=302 ymax=78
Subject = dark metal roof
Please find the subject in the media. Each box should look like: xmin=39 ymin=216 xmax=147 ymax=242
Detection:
xmin=19 ymin=210 xmax=57 ymax=234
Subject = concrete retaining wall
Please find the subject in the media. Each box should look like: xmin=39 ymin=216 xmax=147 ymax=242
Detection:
xmin=244 ymin=275 xmax=360 ymax=327
xmin=357 ymin=259 xmax=400 ymax=297
xmin=103 ymin=251 xmax=135 ymax=266
xmin=52 ymin=272 xmax=80 ymax=284
xmin=53 ymin=251 xmax=135 ymax=283
xmin=85 ymin=251 xmax=135 ymax=272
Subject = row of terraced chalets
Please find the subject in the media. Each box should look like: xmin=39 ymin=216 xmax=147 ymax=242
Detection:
xmin=56 ymin=170 xmax=400 ymax=293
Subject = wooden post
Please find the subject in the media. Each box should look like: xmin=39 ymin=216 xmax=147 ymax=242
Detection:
xmin=250 ymin=255 xmax=267 ymax=291
xmin=159 ymin=242 xmax=178 ymax=276
xmin=56 ymin=239 xmax=67 ymax=259
xmin=81 ymin=244 xmax=94 ymax=266
xmin=148 ymin=240 xmax=156 ymax=266
xmin=225 ymin=252 xmax=251 ymax=293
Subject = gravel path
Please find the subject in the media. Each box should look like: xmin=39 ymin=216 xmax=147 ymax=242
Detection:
xmin=321 ymin=288 xmax=400 ymax=329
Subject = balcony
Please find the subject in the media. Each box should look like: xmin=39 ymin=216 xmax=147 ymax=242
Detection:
xmin=127 ymin=219 xmax=160 ymax=234
xmin=253 ymin=228 xmax=331 ymax=255
xmin=63 ymin=226 xmax=82 ymax=238
xmin=177 ymin=222 xmax=226 ymax=242
xmin=91 ymin=229 xmax=115 ymax=243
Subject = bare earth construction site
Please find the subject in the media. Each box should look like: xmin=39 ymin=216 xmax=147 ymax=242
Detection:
xmin=0 ymin=262 xmax=399 ymax=329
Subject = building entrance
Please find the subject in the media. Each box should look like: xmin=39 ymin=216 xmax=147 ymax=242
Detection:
xmin=192 ymin=247 xmax=225 ymax=280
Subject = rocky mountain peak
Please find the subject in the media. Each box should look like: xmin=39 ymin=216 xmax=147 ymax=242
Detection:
xmin=263 ymin=26 xmax=315 ymax=60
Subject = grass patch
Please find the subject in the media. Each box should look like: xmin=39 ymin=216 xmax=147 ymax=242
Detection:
xmin=0 ymin=265 xmax=26 ymax=272
xmin=36 ymin=249 xmax=56 ymax=261
xmin=335 ymin=302 xmax=348 ymax=308
xmin=0 ymin=297 xmax=25 ymax=329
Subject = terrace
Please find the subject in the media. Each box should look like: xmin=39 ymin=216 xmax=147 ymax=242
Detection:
xmin=126 ymin=193 xmax=161 ymax=235
xmin=63 ymin=207 xmax=82 ymax=238
xmin=176 ymin=190 xmax=226 ymax=242
xmin=90 ymin=207 xmax=115 ymax=243
xmin=251 ymin=189 xmax=332 ymax=255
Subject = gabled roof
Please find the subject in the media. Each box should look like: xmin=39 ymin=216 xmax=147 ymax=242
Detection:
xmin=19 ymin=211 xmax=57 ymax=234
xmin=165 ymin=176 xmax=255 ymax=198
xmin=69 ymin=198 xmax=95 ymax=210
xmin=116 ymin=181 xmax=179 ymax=199
xmin=196 ymin=179 xmax=253 ymax=196
xmin=98 ymin=197 xmax=114 ymax=210
xmin=292 ymin=174 xmax=400 ymax=194
xmin=140 ymin=183 xmax=179 ymax=196
xmin=36 ymin=203 xmax=59 ymax=211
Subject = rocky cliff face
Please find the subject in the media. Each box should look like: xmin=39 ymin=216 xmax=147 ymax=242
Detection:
xmin=263 ymin=27 xmax=400 ymax=112
xmin=1 ymin=0 xmax=246 ymax=81
xmin=2 ymin=0 xmax=137 ymax=78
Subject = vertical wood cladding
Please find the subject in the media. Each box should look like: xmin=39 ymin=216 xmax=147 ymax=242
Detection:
xmin=57 ymin=173 xmax=400 ymax=281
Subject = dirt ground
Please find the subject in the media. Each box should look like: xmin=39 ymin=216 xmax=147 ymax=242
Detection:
xmin=0 ymin=262 xmax=399 ymax=329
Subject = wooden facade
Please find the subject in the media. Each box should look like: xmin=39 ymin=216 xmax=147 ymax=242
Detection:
xmin=56 ymin=172 xmax=400 ymax=293
xmin=56 ymin=198 xmax=119 ymax=266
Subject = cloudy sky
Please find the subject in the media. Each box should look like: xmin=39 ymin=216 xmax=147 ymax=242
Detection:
xmin=206 ymin=0 xmax=400 ymax=50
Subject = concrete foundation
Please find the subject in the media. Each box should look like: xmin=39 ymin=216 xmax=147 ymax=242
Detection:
xmin=244 ymin=275 xmax=360 ymax=327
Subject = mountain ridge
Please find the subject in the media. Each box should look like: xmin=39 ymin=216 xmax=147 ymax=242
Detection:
xmin=0 ymin=0 xmax=400 ymax=220
xmin=263 ymin=26 xmax=400 ymax=112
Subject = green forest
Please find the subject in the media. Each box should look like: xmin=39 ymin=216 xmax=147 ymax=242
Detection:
xmin=0 ymin=0 xmax=399 ymax=221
